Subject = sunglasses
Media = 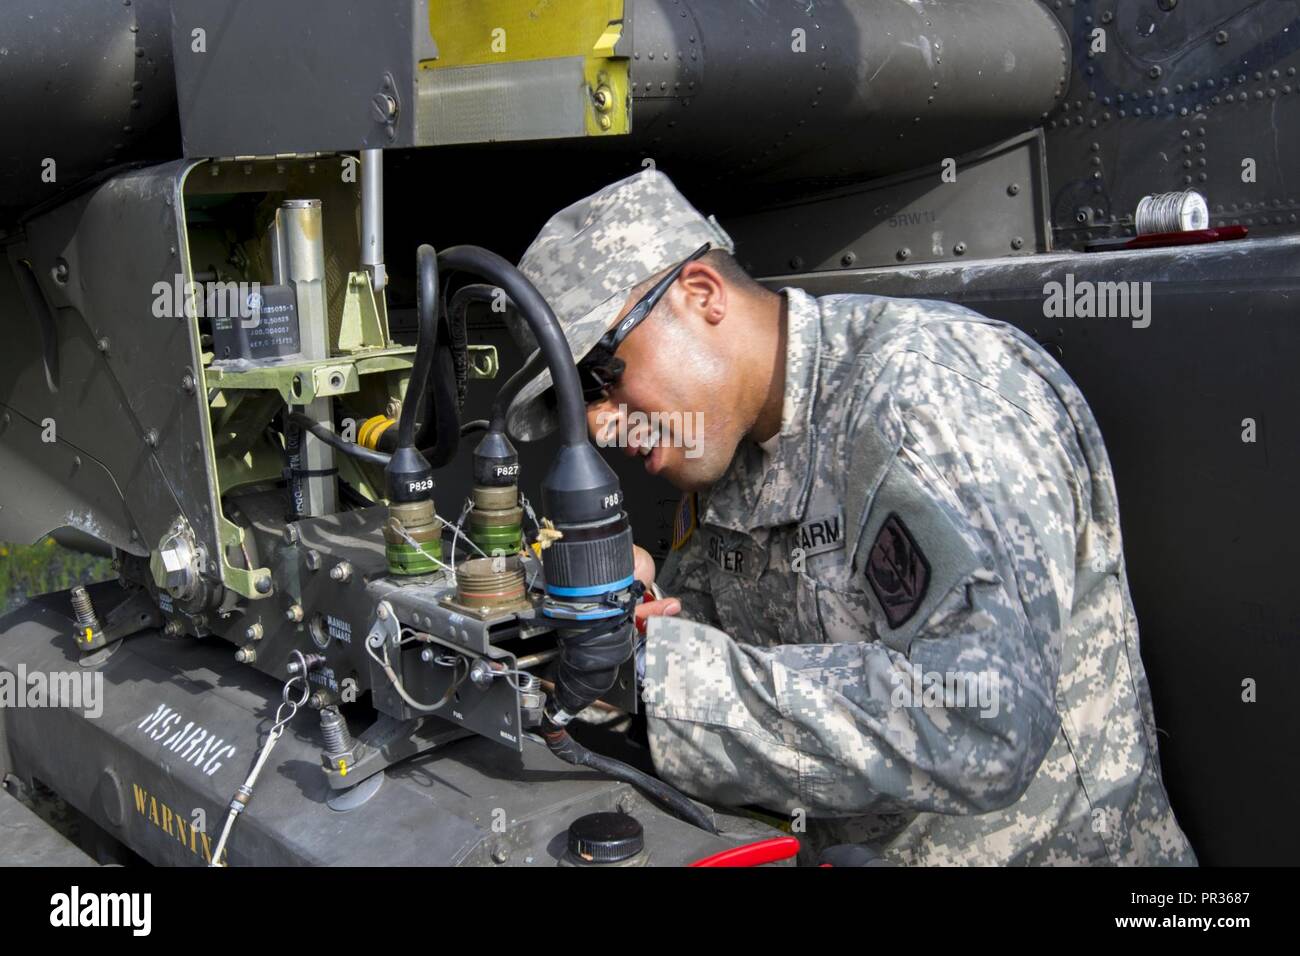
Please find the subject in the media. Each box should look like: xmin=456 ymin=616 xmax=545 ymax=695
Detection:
xmin=577 ymin=242 xmax=711 ymax=403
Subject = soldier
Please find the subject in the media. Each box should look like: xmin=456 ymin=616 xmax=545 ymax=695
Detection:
xmin=505 ymin=169 xmax=1196 ymax=866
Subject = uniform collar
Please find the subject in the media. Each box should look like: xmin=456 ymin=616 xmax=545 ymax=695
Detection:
xmin=701 ymin=287 xmax=821 ymax=535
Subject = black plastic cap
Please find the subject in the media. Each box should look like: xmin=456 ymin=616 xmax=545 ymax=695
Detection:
xmin=542 ymin=443 xmax=622 ymax=525
xmin=473 ymin=430 xmax=519 ymax=486
xmin=385 ymin=445 xmax=434 ymax=503
xmin=567 ymin=812 xmax=644 ymax=863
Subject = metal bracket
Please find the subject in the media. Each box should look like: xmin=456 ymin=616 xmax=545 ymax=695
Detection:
xmin=467 ymin=344 xmax=499 ymax=380
xmin=321 ymin=711 xmax=471 ymax=791
xmin=76 ymin=588 xmax=164 ymax=657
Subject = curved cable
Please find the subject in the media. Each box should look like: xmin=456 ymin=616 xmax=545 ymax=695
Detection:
xmin=437 ymin=246 xmax=588 ymax=448
xmin=286 ymin=411 xmax=390 ymax=467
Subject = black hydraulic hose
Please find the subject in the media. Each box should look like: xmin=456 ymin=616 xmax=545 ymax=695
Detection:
xmin=417 ymin=325 xmax=461 ymax=468
xmin=490 ymin=349 xmax=546 ymax=434
xmin=530 ymin=590 xmax=722 ymax=833
xmin=539 ymin=721 xmax=718 ymax=835
xmin=283 ymin=413 xmax=306 ymax=518
xmin=448 ymin=282 xmax=507 ymax=321
xmin=399 ymin=244 xmax=439 ymax=450
xmin=448 ymin=283 xmax=513 ymax=410
xmin=392 ymin=246 xmax=461 ymax=467
xmin=460 ymin=419 xmax=490 ymax=436
xmin=287 ymin=411 xmax=390 ymax=467
xmin=437 ymin=246 xmax=588 ymax=448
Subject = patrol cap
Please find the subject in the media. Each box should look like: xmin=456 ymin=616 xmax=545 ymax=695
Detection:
xmin=505 ymin=168 xmax=734 ymax=441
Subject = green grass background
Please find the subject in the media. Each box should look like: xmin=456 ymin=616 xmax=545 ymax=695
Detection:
xmin=0 ymin=539 xmax=115 ymax=615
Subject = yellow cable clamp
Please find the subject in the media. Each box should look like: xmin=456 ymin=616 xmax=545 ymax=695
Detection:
xmin=359 ymin=415 xmax=396 ymax=450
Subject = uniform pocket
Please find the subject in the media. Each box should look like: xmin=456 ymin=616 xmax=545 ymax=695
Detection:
xmin=795 ymin=573 xmax=878 ymax=644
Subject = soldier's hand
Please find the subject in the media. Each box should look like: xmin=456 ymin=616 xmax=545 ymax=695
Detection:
xmin=632 ymin=545 xmax=680 ymax=625
xmin=636 ymin=596 xmax=681 ymax=626
xmin=633 ymin=544 xmax=657 ymax=589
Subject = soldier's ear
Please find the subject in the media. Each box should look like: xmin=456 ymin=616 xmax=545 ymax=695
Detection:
xmin=677 ymin=261 xmax=727 ymax=325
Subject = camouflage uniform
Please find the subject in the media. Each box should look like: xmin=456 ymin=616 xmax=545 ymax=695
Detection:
xmin=508 ymin=169 xmax=1196 ymax=866
xmin=647 ymin=289 xmax=1196 ymax=866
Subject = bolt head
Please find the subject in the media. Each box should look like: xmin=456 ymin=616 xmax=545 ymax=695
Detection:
xmin=371 ymin=92 xmax=397 ymax=123
xmin=150 ymin=527 xmax=198 ymax=599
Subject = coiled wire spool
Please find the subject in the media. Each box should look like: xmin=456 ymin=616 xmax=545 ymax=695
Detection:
xmin=1135 ymin=190 xmax=1209 ymax=235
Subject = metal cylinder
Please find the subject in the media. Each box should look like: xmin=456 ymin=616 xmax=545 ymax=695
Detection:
xmin=1136 ymin=190 xmax=1209 ymax=235
xmin=361 ymin=148 xmax=386 ymax=291
xmin=604 ymin=0 xmax=1071 ymax=189
xmin=384 ymin=499 xmax=444 ymax=575
xmin=70 ymin=585 xmax=100 ymax=630
xmin=469 ymin=485 xmax=524 ymax=556
xmin=278 ymin=198 xmax=337 ymax=516
xmin=319 ymin=706 xmax=354 ymax=756
xmin=455 ymin=556 xmax=526 ymax=614
xmin=517 ymin=671 xmax=545 ymax=727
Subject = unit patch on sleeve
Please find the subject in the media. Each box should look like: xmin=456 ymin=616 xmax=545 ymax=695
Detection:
xmin=865 ymin=513 xmax=931 ymax=628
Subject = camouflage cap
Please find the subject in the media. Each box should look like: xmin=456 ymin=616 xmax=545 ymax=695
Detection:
xmin=505 ymin=168 xmax=734 ymax=441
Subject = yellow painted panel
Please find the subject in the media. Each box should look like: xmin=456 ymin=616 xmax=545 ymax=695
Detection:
xmin=426 ymin=0 xmax=625 ymax=68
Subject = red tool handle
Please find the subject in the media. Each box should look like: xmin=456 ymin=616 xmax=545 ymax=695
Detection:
xmin=688 ymin=836 xmax=801 ymax=867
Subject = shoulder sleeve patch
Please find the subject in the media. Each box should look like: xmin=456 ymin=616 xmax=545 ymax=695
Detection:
xmin=856 ymin=457 xmax=982 ymax=654
xmin=865 ymin=513 xmax=931 ymax=628
xmin=671 ymin=493 xmax=698 ymax=551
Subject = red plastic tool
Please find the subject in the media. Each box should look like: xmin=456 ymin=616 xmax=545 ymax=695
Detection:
xmin=688 ymin=836 xmax=801 ymax=867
